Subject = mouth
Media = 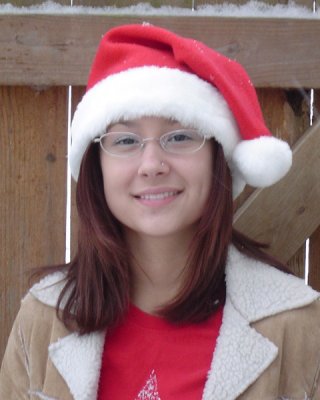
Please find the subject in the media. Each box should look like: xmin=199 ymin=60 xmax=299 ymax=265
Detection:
xmin=136 ymin=191 xmax=180 ymax=201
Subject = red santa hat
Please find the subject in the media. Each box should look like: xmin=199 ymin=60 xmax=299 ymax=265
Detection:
xmin=70 ymin=23 xmax=292 ymax=197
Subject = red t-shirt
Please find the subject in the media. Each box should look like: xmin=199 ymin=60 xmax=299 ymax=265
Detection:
xmin=98 ymin=304 xmax=223 ymax=400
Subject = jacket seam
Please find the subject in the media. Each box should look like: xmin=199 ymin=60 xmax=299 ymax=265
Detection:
xmin=17 ymin=322 xmax=31 ymax=379
xmin=29 ymin=390 xmax=60 ymax=400
xmin=309 ymin=356 xmax=320 ymax=400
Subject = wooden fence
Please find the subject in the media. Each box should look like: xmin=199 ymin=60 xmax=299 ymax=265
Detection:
xmin=1 ymin=0 xmax=320 ymax=363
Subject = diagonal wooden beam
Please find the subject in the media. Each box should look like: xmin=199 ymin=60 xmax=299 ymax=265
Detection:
xmin=0 ymin=14 xmax=319 ymax=87
xmin=234 ymin=119 xmax=320 ymax=263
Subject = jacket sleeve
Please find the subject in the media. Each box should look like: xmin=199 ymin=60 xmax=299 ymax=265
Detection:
xmin=0 ymin=298 xmax=32 ymax=399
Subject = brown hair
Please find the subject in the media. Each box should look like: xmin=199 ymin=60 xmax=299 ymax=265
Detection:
xmin=33 ymin=140 xmax=288 ymax=334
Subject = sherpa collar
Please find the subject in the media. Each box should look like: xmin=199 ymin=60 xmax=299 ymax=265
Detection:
xmin=29 ymin=246 xmax=319 ymax=400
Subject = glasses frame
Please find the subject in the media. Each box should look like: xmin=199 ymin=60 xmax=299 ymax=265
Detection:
xmin=93 ymin=129 xmax=206 ymax=158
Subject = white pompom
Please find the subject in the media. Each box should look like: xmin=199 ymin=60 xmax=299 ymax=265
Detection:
xmin=232 ymin=136 xmax=292 ymax=188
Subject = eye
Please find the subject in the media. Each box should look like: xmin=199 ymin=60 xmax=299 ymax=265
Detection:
xmin=166 ymin=130 xmax=197 ymax=143
xmin=110 ymin=133 xmax=140 ymax=146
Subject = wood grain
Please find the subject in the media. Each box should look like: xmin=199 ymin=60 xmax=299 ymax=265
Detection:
xmin=308 ymin=90 xmax=320 ymax=289
xmin=0 ymin=0 xmax=69 ymax=5
xmin=70 ymin=86 xmax=85 ymax=258
xmin=256 ymin=88 xmax=310 ymax=275
xmin=198 ymin=0 xmax=315 ymax=5
xmin=73 ymin=0 xmax=192 ymax=7
xmin=309 ymin=226 xmax=320 ymax=290
xmin=0 ymin=14 xmax=319 ymax=87
xmin=0 ymin=86 xmax=68 ymax=362
xmin=234 ymin=119 xmax=320 ymax=264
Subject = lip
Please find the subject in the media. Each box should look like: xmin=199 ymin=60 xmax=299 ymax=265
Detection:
xmin=133 ymin=187 xmax=182 ymax=207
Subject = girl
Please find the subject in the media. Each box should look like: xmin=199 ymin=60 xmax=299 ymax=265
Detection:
xmin=1 ymin=24 xmax=319 ymax=400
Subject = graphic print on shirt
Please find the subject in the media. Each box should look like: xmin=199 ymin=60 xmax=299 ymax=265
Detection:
xmin=135 ymin=369 xmax=161 ymax=400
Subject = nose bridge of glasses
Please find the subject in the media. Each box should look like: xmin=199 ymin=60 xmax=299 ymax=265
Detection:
xmin=141 ymin=136 xmax=162 ymax=150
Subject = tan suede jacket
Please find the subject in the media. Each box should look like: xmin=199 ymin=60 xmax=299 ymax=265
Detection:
xmin=1 ymin=247 xmax=320 ymax=400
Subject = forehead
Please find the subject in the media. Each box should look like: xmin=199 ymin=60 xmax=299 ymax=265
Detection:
xmin=107 ymin=116 xmax=185 ymax=132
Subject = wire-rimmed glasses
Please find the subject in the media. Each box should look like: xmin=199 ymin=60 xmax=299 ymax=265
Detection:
xmin=93 ymin=129 xmax=206 ymax=157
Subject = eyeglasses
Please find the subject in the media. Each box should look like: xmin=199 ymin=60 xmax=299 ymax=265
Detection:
xmin=93 ymin=129 xmax=206 ymax=157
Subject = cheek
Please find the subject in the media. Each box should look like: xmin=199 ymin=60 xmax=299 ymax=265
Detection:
xmin=100 ymin=158 xmax=132 ymax=209
xmin=191 ymin=146 xmax=213 ymax=195
xmin=100 ymin=158 xmax=119 ymax=204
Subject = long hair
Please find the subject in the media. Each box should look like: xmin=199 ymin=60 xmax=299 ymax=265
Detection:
xmin=33 ymin=140 xmax=288 ymax=334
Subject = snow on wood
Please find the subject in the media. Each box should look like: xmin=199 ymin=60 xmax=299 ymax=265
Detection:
xmin=0 ymin=0 xmax=319 ymax=18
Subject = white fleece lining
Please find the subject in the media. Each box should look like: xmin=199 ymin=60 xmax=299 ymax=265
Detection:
xmin=202 ymin=298 xmax=278 ymax=400
xmin=48 ymin=331 xmax=105 ymax=400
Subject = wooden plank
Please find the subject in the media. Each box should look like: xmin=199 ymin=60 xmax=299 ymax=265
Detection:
xmin=74 ymin=0 xmax=192 ymax=7
xmin=308 ymin=90 xmax=320 ymax=290
xmin=309 ymin=226 xmax=320 ymax=290
xmin=234 ymin=89 xmax=309 ymax=209
xmin=0 ymin=86 xmax=68 ymax=362
xmin=198 ymin=0 xmax=314 ymax=5
xmin=287 ymin=245 xmax=306 ymax=279
xmin=0 ymin=14 xmax=319 ymax=88
xmin=70 ymin=86 xmax=85 ymax=258
xmin=0 ymin=0 xmax=69 ymax=5
xmin=234 ymin=119 xmax=320 ymax=264
xmin=234 ymin=88 xmax=310 ymax=275
xmin=257 ymin=88 xmax=310 ymax=275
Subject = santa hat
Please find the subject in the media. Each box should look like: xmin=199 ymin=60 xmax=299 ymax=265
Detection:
xmin=70 ymin=24 xmax=292 ymax=197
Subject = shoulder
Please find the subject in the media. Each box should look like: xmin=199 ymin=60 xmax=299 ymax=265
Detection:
xmin=14 ymin=271 xmax=70 ymax=339
xmin=254 ymin=298 xmax=320 ymax=336
xmin=226 ymin=246 xmax=320 ymax=322
xmin=29 ymin=270 xmax=68 ymax=307
xmin=253 ymin=299 xmax=320 ymax=387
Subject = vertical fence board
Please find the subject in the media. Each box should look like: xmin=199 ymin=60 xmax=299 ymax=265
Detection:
xmin=308 ymin=90 xmax=320 ymax=289
xmin=309 ymin=226 xmax=320 ymax=290
xmin=70 ymin=86 xmax=85 ymax=258
xmin=0 ymin=86 xmax=68 ymax=362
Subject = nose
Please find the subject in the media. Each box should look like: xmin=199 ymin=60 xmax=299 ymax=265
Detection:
xmin=137 ymin=140 xmax=169 ymax=178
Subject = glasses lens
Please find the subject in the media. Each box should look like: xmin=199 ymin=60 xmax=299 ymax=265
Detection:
xmin=161 ymin=130 xmax=205 ymax=153
xmin=101 ymin=132 xmax=141 ymax=156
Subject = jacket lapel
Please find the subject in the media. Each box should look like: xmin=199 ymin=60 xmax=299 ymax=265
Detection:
xmin=203 ymin=247 xmax=319 ymax=400
xmin=30 ymin=273 xmax=106 ymax=400
xmin=202 ymin=298 xmax=278 ymax=400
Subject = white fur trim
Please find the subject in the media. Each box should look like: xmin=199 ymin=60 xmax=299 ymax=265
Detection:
xmin=70 ymin=66 xmax=240 ymax=180
xmin=29 ymin=271 xmax=68 ymax=309
xmin=226 ymin=246 xmax=319 ymax=322
xmin=202 ymin=298 xmax=278 ymax=400
xmin=49 ymin=331 xmax=105 ymax=400
xmin=232 ymin=136 xmax=292 ymax=187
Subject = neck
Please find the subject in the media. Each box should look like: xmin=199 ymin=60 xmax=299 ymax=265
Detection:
xmin=125 ymin=230 xmax=193 ymax=314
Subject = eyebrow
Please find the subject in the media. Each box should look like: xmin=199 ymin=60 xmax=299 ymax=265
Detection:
xmin=108 ymin=118 xmax=181 ymax=130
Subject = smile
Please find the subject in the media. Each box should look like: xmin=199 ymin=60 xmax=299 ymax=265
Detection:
xmin=137 ymin=191 xmax=179 ymax=200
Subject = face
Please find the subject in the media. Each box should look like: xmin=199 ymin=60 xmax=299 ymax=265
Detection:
xmin=99 ymin=116 xmax=213 ymax=239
